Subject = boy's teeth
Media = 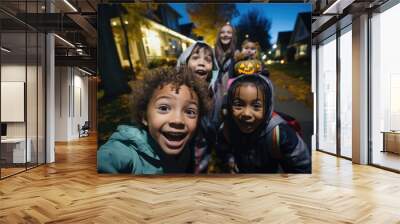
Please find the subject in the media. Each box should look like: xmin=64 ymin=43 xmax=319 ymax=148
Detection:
xmin=196 ymin=71 xmax=206 ymax=75
xmin=164 ymin=132 xmax=186 ymax=141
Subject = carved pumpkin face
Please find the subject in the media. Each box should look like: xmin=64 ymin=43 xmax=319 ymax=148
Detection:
xmin=235 ymin=60 xmax=262 ymax=75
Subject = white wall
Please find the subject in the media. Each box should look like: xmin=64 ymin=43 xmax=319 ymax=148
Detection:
xmin=1 ymin=65 xmax=26 ymax=144
xmin=1 ymin=82 xmax=25 ymax=122
xmin=1 ymin=64 xmax=26 ymax=81
xmin=317 ymin=36 xmax=337 ymax=154
xmin=55 ymin=67 xmax=89 ymax=141
xmin=1 ymin=63 xmax=46 ymax=164
xmin=1 ymin=65 xmax=33 ymax=137
xmin=72 ymin=72 xmax=89 ymax=138
xmin=55 ymin=66 xmax=70 ymax=141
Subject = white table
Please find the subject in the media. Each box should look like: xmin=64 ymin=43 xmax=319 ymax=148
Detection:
xmin=1 ymin=138 xmax=31 ymax=163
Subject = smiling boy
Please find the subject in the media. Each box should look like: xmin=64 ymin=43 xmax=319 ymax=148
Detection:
xmin=97 ymin=67 xmax=210 ymax=174
xmin=144 ymin=83 xmax=198 ymax=155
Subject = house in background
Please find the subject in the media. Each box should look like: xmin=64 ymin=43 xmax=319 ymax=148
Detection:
xmin=155 ymin=4 xmax=181 ymax=32
xmin=179 ymin=22 xmax=202 ymax=41
xmin=111 ymin=4 xmax=195 ymax=70
xmin=274 ymin=31 xmax=293 ymax=61
xmin=288 ymin=12 xmax=311 ymax=61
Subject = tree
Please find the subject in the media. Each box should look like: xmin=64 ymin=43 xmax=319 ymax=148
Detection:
xmin=235 ymin=9 xmax=272 ymax=52
xmin=98 ymin=4 xmax=131 ymax=99
xmin=186 ymin=4 xmax=238 ymax=45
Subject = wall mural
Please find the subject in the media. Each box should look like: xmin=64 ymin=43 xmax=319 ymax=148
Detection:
xmin=97 ymin=3 xmax=312 ymax=174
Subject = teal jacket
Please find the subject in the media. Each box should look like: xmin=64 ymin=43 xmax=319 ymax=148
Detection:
xmin=97 ymin=125 xmax=194 ymax=174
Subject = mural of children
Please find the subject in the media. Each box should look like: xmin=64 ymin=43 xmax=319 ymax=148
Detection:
xmin=216 ymin=74 xmax=311 ymax=173
xmin=97 ymin=67 xmax=210 ymax=174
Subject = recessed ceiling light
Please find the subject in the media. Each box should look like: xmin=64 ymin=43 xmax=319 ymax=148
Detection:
xmin=63 ymin=0 xmax=78 ymax=12
xmin=54 ymin=34 xmax=75 ymax=48
xmin=1 ymin=47 xmax=11 ymax=53
xmin=78 ymin=67 xmax=93 ymax=76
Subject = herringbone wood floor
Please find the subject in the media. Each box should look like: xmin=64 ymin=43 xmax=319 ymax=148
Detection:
xmin=1 ymin=135 xmax=400 ymax=223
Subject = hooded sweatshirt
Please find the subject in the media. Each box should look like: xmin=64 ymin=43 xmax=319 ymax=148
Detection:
xmin=176 ymin=41 xmax=222 ymax=173
xmin=216 ymin=75 xmax=311 ymax=173
xmin=176 ymin=41 xmax=219 ymax=90
xmin=97 ymin=125 xmax=193 ymax=174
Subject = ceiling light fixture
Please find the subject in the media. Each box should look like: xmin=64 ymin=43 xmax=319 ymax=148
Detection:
xmin=1 ymin=47 xmax=11 ymax=53
xmin=78 ymin=67 xmax=93 ymax=76
xmin=322 ymin=0 xmax=341 ymax=14
xmin=322 ymin=0 xmax=355 ymax=15
xmin=63 ymin=0 xmax=78 ymax=12
xmin=54 ymin=34 xmax=75 ymax=48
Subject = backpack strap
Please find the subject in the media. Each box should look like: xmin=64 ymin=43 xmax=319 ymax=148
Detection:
xmin=271 ymin=125 xmax=282 ymax=160
xmin=266 ymin=113 xmax=286 ymax=133
xmin=266 ymin=114 xmax=286 ymax=160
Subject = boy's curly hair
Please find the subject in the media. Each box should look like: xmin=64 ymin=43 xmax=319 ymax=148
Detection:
xmin=131 ymin=66 xmax=211 ymax=127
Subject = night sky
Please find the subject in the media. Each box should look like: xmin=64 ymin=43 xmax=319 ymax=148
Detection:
xmin=169 ymin=3 xmax=311 ymax=44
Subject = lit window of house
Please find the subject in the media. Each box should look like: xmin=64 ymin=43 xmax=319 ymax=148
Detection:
xmin=143 ymin=29 xmax=162 ymax=57
xmin=299 ymin=44 xmax=307 ymax=56
xmin=110 ymin=18 xmax=130 ymax=68
xmin=275 ymin=49 xmax=281 ymax=57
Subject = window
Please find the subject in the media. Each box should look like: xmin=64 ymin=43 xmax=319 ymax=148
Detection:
xmin=317 ymin=35 xmax=337 ymax=154
xmin=370 ymin=2 xmax=400 ymax=171
xmin=0 ymin=1 xmax=46 ymax=179
xmin=299 ymin=44 xmax=307 ymax=56
xmin=339 ymin=26 xmax=352 ymax=158
xmin=143 ymin=29 xmax=162 ymax=57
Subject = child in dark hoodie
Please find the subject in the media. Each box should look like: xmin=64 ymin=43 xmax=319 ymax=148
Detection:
xmin=97 ymin=67 xmax=210 ymax=174
xmin=176 ymin=41 xmax=221 ymax=173
xmin=216 ymin=74 xmax=311 ymax=173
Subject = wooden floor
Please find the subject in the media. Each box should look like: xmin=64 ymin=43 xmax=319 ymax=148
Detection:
xmin=1 ymin=135 xmax=400 ymax=223
xmin=1 ymin=167 xmax=26 ymax=178
xmin=372 ymin=150 xmax=400 ymax=171
xmin=1 ymin=163 xmax=44 ymax=178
